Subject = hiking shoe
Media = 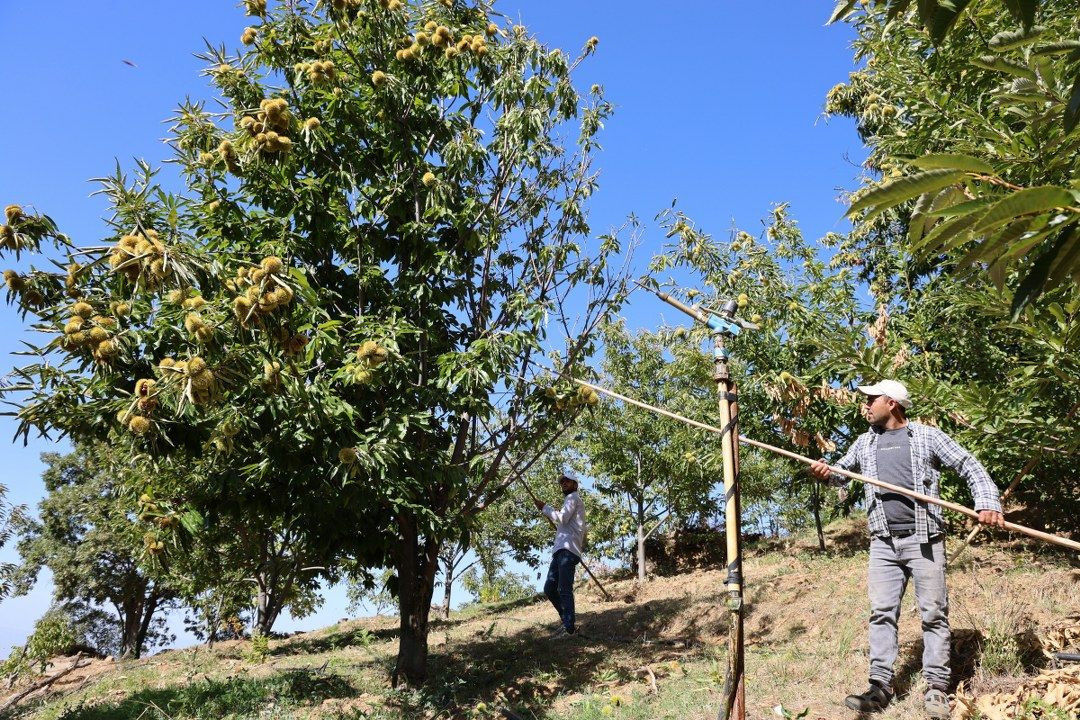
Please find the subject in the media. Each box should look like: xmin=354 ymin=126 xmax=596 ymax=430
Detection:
xmin=551 ymin=626 xmax=576 ymax=639
xmin=924 ymin=687 xmax=950 ymax=720
xmin=844 ymin=681 xmax=892 ymax=713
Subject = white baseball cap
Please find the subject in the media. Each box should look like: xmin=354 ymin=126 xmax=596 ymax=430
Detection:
xmin=857 ymin=379 xmax=912 ymax=409
xmin=559 ymin=467 xmax=579 ymax=483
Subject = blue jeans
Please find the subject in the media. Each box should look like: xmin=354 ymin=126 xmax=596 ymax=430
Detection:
xmin=868 ymin=535 xmax=950 ymax=690
xmin=544 ymin=549 xmax=580 ymax=632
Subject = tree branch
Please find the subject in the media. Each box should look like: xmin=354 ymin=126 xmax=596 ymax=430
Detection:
xmin=0 ymin=654 xmax=91 ymax=712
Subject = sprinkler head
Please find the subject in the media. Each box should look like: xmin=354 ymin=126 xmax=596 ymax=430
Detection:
xmin=703 ymin=300 xmax=760 ymax=331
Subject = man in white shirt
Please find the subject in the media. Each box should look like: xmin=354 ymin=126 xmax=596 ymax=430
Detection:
xmin=534 ymin=468 xmax=587 ymax=637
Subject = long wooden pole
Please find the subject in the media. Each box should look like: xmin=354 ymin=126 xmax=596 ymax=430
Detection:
xmin=949 ymin=400 xmax=1080 ymax=563
xmin=949 ymin=455 xmax=1038 ymax=563
xmin=568 ymin=377 xmax=1080 ymax=554
xmin=520 ymin=479 xmax=613 ymax=600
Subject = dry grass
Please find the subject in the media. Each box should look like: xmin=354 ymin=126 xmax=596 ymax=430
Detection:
xmin=4 ymin=517 xmax=1077 ymax=720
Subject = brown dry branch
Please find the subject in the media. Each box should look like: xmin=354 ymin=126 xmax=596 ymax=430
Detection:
xmin=636 ymin=665 xmax=658 ymax=694
xmin=0 ymin=653 xmax=90 ymax=712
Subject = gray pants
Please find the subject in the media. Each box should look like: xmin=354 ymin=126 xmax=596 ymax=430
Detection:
xmin=867 ymin=535 xmax=950 ymax=691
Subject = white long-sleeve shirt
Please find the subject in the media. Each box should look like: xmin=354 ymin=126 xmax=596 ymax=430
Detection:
xmin=543 ymin=490 xmax=586 ymax=559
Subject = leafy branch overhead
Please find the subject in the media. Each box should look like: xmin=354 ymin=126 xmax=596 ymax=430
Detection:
xmin=830 ymin=0 xmax=1042 ymax=44
xmin=847 ymin=156 xmax=1080 ymax=315
xmin=829 ymin=2 xmax=1080 ymax=315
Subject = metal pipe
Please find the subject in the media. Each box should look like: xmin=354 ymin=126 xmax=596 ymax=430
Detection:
xmin=715 ymin=365 xmax=745 ymax=720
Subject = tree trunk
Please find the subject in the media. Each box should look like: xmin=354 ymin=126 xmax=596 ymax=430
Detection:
xmin=811 ymin=477 xmax=825 ymax=551
xmin=253 ymin=528 xmax=297 ymax=636
xmin=119 ymin=578 xmax=149 ymax=658
xmin=634 ymin=456 xmax=647 ymax=582
xmin=636 ymin=495 xmax=647 ymax=583
xmin=119 ymin=600 xmax=143 ymax=658
xmin=393 ymin=512 xmax=440 ymax=686
xmin=441 ymin=555 xmax=454 ymax=620
xmin=132 ymin=592 xmax=159 ymax=658
xmin=256 ymin=585 xmax=270 ymax=635
xmin=255 ymin=580 xmax=290 ymax=636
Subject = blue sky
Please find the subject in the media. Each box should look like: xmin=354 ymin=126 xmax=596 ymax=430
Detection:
xmin=0 ymin=1 xmax=866 ymax=652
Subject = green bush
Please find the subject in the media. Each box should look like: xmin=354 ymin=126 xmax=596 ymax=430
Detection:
xmin=246 ymin=632 xmax=270 ymax=664
xmin=978 ymin=624 xmax=1024 ymax=677
xmin=1 ymin=607 xmax=78 ymax=679
xmin=461 ymin=567 xmax=533 ymax=606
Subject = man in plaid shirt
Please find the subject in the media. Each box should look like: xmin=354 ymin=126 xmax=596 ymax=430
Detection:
xmin=809 ymin=379 xmax=1004 ymax=719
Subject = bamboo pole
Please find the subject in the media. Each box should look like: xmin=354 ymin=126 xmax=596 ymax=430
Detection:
xmin=520 ymin=479 xmax=613 ymax=600
xmin=569 ymin=377 xmax=1080 ymax=554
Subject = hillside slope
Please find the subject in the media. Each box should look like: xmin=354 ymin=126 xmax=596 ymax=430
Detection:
xmin=3 ymin=518 xmax=1078 ymax=720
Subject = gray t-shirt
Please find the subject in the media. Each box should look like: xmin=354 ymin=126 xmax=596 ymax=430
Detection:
xmin=875 ymin=427 xmax=916 ymax=534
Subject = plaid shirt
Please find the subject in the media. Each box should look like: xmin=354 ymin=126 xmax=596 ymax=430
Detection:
xmin=830 ymin=422 xmax=1002 ymax=543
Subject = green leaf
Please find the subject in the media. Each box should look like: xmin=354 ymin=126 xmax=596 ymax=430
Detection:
xmin=1031 ymin=41 xmax=1080 ymax=57
xmin=847 ymin=169 xmax=968 ymax=218
xmin=1001 ymin=0 xmax=1037 ymax=31
xmin=907 ymin=191 xmax=935 ymax=244
xmin=959 ymin=216 xmax=1033 ymax=266
xmin=1046 ymin=225 xmax=1080 ymax=288
xmin=926 ymin=196 xmax=996 ymax=218
xmin=1035 ymin=57 xmax=1057 ymax=90
xmin=180 ymin=508 xmax=205 ymax=534
xmin=886 ymin=0 xmax=913 ymax=21
xmin=1047 ymin=302 xmax=1066 ymax=326
xmin=1065 ymin=75 xmax=1080 ymax=135
xmin=988 ymin=26 xmax=1044 ymax=53
xmin=913 ymin=212 xmax=980 ymax=255
xmin=987 ymin=256 xmax=1008 ymax=289
xmin=1011 ymin=231 xmax=1071 ymax=319
xmin=970 ymin=55 xmax=1038 ymax=82
xmin=971 ymin=186 xmax=1075 ymax=235
xmin=909 ymin=153 xmax=996 ymax=174
xmin=827 ymin=0 xmax=859 ymax=24
xmin=919 ymin=0 xmax=973 ymax=45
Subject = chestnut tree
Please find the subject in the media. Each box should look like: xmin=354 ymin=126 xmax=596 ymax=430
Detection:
xmin=1 ymin=0 xmax=629 ymax=684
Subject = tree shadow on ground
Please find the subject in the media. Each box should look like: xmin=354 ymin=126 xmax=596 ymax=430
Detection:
xmin=430 ymin=594 xmax=546 ymax=630
xmin=894 ymin=624 xmax=1049 ymax=699
xmin=400 ymin=595 xmax=726 ymax=718
xmin=950 ymin=628 xmax=985 ymax=691
xmin=274 ymin=595 xmax=545 ymax=658
xmin=892 ymin=628 xmax=983 ymax=696
xmin=273 ymin=625 xmax=402 ymax=657
xmin=270 ymin=585 xmax=750 ymax=717
xmin=25 ymin=670 xmax=358 ymax=720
